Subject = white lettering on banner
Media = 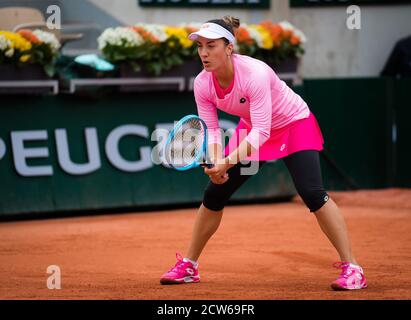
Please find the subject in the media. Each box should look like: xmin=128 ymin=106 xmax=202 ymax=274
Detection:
xmin=3 ymin=120 xmax=239 ymax=177
xmin=151 ymin=123 xmax=174 ymax=166
xmin=11 ymin=131 xmax=53 ymax=177
xmin=55 ymin=128 xmax=102 ymax=175
xmin=105 ymin=125 xmax=153 ymax=172
xmin=0 ymin=138 xmax=6 ymax=160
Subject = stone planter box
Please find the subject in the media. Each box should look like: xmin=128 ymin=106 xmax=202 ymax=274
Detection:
xmin=0 ymin=64 xmax=49 ymax=81
xmin=0 ymin=64 xmax=55 ymax=95
xmin=268 ymin=57 xmax=299 ymax=74
xmin=267 ymin=57 xmax=300 ymax=86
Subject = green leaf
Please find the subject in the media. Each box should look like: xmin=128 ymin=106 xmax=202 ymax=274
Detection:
xmin=43 ymin=64 xmax=55 ymax=77
xmin=151 ymin=63 xmax=162 ymax=76
xmin=130 ymin=61 xmax=141 ymax=72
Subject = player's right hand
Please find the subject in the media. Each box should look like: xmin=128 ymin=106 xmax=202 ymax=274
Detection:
xmin=204 ymin=163 xmax=229 ymax=184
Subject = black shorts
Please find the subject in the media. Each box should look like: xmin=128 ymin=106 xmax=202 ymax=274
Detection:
xmin=202 ymin=150 xmax=329 ymax=213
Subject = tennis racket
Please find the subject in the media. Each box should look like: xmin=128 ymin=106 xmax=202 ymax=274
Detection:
xmin=163 ymin=115 xmax=214 ymax=171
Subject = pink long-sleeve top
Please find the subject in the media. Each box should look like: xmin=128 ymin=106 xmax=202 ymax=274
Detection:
xmin=194 ymin=54 xmax=310 ymax=149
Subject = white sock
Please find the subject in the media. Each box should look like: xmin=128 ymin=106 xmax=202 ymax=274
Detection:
xmin=183 ymin=257 xmax=198 ymax=267
xmin=349 ymin=263 xmax=363 ymax=271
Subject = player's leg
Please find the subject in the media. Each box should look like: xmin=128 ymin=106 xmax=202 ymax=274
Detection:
xmin=160 ymin=161 xmax=265 ymax=284
xmin=283 ymin=150 xmax=356 ymax=262
xmin=283 ymin=150 xmax=367 ymax=290
xmin=314 ymin=199 xmax=357 ymax=264
xmin=186 ymin=203 xmax=223 ymax=262
xmin=186 ymin=160 xmax=266 ymax=261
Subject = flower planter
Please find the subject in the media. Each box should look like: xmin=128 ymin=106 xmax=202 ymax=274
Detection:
xmin=0 ymin=64 xmax=55 ymax=95
xmin=267 ymin=57 xmax=300 ymax=86
xmin=268 ymin=57 xmax=299 ymax=74
xmin=0 ymin=64 xmax=49 ymax=81
xmin=118 ymin=59 xmax=203 ymax=92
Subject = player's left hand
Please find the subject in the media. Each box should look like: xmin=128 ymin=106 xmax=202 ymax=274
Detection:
xmin=204 ymin=162 xmax=230 ymax=184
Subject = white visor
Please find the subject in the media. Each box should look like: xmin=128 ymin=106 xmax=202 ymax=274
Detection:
xmin=188 ymin=22 xmax=236 ymax=44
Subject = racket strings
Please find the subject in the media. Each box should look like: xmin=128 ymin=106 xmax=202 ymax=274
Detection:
xmin=167 ymin=118 xmax=206 ymax=168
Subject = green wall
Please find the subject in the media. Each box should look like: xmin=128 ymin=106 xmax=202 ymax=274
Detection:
xmin=0 ymin=92 xmax=295 ymax=217
xmin=297 ymin=77 xmax=410 ymax=190
xmin=1 ymin=77 xmax=409 ymax=217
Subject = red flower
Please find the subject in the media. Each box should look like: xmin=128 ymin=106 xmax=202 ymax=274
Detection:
xmin=130 ymin=26 xmax=158 ymax=43
xmin=17 ymin=29 xmax=41 ymax=44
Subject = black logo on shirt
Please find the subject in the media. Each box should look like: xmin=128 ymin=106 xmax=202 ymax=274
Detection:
xmin=240 ymin=98 xmax=246 ymax=103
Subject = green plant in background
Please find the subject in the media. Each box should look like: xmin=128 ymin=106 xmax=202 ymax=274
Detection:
xmin=98 ymin=21 xmax=306 ymax=76
xmin=236 ymin=21 xmax=306 ymax=66
xmin=98 ymin=24 xmax=199 ymax=76
xmin=0 ymin=29 xmax=61 ymax=76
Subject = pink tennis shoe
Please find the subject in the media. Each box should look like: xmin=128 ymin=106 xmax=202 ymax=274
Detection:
xmin=160 ymin=255 xmax=368 ymax=290
xmin=331 ymin=261 xmax=367 ymax=290
xmin=160 ymin=253 xmax=200 ymax=285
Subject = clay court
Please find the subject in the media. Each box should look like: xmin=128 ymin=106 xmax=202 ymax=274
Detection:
xmin=0 ymin=188 xmax=410 ymax=300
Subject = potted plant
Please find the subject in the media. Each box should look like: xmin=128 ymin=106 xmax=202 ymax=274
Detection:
xmin=236 ymin=21 xmax=306 ymax=74
xmin=96 ymin=20 xmax=307 ymax=90
xmin=0 ymin=29 xmax=61 ymax=80
xmin=98 ymin=24 xmax=202 ymax=78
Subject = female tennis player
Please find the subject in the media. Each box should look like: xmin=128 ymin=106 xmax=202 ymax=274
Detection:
xmin=160 ymin=16 xmax=367 ymax=291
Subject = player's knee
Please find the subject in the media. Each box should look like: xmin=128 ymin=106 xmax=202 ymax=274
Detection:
xmin=297 ymin=187 xmax=329 ymax=213
xmin=202 ymin=185 xmax=228 ymax=212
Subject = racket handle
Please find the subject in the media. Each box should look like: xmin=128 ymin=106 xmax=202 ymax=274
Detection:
xmin=200 ymin=163 xmax=214 ymax=169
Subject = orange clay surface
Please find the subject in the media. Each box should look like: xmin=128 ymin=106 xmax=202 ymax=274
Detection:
xmin=0 ymin=189 xmax=410 ymax=300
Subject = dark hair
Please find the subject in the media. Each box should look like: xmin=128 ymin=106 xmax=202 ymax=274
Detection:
xmin=206 ymin=16 xmax=240 ymax=45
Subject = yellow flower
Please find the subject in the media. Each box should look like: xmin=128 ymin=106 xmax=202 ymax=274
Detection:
xmin=19 ymin=54 xmax=31 ymax=63
xmin=250 ymin=25 xmax=273 ymax=50
xmin=0 ymin=31 xmax=32 ymax=52
xmin=164 ymin=26 xmax=193 ymax=49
